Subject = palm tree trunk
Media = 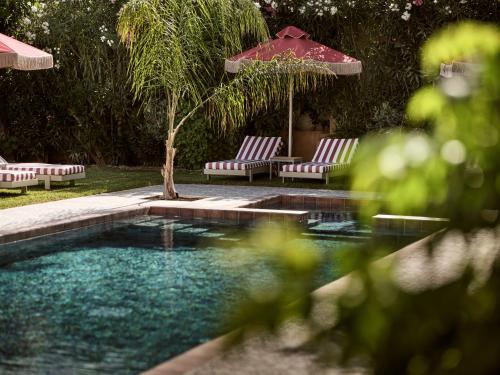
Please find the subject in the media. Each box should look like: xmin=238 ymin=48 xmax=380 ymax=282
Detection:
xmin=163 ymin=133 xmax=177 ymax=200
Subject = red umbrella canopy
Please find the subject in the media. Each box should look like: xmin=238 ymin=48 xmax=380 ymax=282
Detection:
xmin=225 ymin=26 xmax=362 ymax=75
xmin=0 ymin=33 xmax=53 ymax=70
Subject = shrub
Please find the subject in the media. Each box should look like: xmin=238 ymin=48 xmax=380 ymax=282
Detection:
xmin=0 ymin=0 xmax=496 ymax=165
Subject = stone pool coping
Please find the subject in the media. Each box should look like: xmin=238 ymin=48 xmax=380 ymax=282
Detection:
xmin=0 ymin=207 xmax=149 ymax=245
xmin=0 ymin=190 xmax=445 ymax=245
xmin=0 ymin=185 xmax=376 ymax=244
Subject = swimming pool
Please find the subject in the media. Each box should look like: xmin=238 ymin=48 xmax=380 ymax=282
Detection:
xmin=0 ymin=214 xmax=371 ymax=374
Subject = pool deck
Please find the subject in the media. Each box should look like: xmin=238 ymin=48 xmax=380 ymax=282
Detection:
xmin=0 ymin=184 xmax=374 ymax=241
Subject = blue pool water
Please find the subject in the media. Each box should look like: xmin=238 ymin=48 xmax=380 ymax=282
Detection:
xmin=0 ymin=215 xmax=368 ymax=374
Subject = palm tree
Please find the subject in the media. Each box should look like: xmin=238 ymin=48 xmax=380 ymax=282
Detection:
xmin=118 ymin=0 xmax=333 ymax=199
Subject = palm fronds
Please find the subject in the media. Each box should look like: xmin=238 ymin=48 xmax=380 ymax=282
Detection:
xmin=117 ymin=0 xmax=268 ymax=106
xmin=209 ymin=57 xmax=337 ymax=132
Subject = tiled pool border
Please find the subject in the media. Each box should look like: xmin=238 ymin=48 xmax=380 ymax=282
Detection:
xmin=0 ymin=194 xmax=368 ymax=245
xmin=148 ymin=205 xmax=309 ymax=225
xmin=242 ymin=194 xmax=366 ymax=211
xmin=373 ymin=214 xmax=449 ymax=237
xmin=241 ymin=195 xmax=447 ymax=237
xmin=0 ymin=194 xmax=447 ymax=245
xmin=0 ymin=204 xmax=300 ymax=246
xmin=0 ymin=207 xmax=150 ymax=245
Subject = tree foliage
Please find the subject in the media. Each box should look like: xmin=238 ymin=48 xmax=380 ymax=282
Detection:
xmin=118 ymin=0 xmax=268 ymax=103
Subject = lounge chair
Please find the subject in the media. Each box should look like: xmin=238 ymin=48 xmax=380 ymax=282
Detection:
xmin=0 ymin=170 xmax=38 ymax=193
xmin=204 ymin=136 xmax=282 ymax=182
xmin=0 ymin=156 xmax=85 ymax=190
xmin=280 ymin=138 xmax=359 ymax=184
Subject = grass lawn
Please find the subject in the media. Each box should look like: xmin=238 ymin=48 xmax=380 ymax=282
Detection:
xmin=177 ymin=168 xmax=349 ymax=189
xmin=0 ymin=166 xmax=349 ymax=210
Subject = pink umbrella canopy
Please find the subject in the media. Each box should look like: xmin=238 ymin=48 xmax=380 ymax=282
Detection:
xmin=225 ymin=26 xmax=362 ymax=156
xmin=225 ymin=26 xmax=362 ymax=75
xmin=0 ymin=33 xmax=53 ymax=70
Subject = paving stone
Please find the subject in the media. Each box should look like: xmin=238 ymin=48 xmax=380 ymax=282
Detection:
xmin=0 ymin=184 xmax=375 ymax=240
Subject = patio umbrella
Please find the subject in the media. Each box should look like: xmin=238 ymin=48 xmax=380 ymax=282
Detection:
xmin=440 ymin=61 xmax=480 ymax=78
xmin=225 ymin=26 xmax=362 ymax=156
xmin=0 ymin=33 xmax=53 ymax=70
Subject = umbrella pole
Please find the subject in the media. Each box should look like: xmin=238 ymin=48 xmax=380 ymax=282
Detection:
xmin=288 ymin=78 xmax=293 ymax=157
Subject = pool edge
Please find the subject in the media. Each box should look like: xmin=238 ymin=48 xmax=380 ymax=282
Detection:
xmin=0 ymin=206 xmax=149 ymax=245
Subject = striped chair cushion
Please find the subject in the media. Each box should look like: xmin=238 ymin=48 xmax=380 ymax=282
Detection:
xmin=205 ymin=160 xmax=269 ymax=171
xmin=0 ymin=170 xmax=36 ymax=182
xmin=312 ymin=138 xmax=359 ymax=164
xmin=235 ymin=136 xmax=282 ymax=161
xmin=4 ymin=163 xmax=85 ymax=176
xmin=282 ymin=162 xmax=350 ymax=174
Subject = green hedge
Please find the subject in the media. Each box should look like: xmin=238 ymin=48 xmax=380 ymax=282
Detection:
xmin=0 ymin=1 xmax=497 ymax=168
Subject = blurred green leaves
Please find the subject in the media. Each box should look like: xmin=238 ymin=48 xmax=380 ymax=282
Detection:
xmin=421 ymin=22 xmax=500 ymax=77
xmin=352 ymin=21 xmax=500 ymax=229
xmin=227 ymin=222 xmax=322 ymax=337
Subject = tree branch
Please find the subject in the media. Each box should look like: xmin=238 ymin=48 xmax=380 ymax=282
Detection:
xmin=173 ymin=94 xmax=213 ymax=138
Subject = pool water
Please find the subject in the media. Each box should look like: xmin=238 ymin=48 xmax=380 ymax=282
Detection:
xmin=0 ymin=215 xmax=368 ymax=374
xmin=307 ymin=210 xmax=371 ymax=237
xmin=255 ymin=198 xmax=372 ymax=238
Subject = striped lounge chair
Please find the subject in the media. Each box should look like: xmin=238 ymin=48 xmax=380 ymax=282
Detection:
xmin=0 ymin=156 xmax=85 ymax=190
xmin=204 ymin=136 xmax=282 ymax=182
xmin=0 ymin=170 xmax=38 ymax=193
xmin=280 ymin=138 xmax=359 ymax=184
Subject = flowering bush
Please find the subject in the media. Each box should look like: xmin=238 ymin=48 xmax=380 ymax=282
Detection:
xmin=16 ymin=0 xmax=121 ymax=70
xmin=0 ymin=1 xmax=22 ymax=32
xmin=256 ymin=0 xmax=484 ymax=21
xmin=0 ymin=0 xmax=158 ymax=165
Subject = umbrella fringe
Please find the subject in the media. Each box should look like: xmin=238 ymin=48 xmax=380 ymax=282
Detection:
xmin=440 ymin=61 xmax=479 ymax=78
xmin=225 ymin=58 xmax=362 ymax=76
xmin=0 ymin=52 xmax=15 ymax=69
xmin=328 ymin=61 xmax=363 ymax=75
xmin=0 ymin=32 xmax=54 ymax=71
xmin=14 ymin=54 xmax=54 ymax=71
